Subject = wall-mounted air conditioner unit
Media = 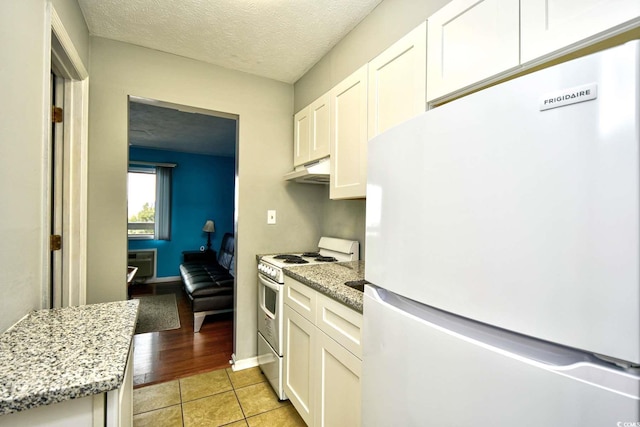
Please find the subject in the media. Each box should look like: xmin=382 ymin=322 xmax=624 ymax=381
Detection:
xmin=127 ymin=250 xmax=156 ymax=280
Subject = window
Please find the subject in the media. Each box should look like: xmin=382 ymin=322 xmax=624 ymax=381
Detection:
xmin=127 ymin=164 xmax=172 ymax=240
xmin=128 ymin=168 xmax=156 ymax=238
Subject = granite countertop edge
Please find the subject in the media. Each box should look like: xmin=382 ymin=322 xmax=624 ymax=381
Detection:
xmin=0 ymin=300 xmax=139 ymax=416
xmin=282 ymin=260 xmax=365 ymax=313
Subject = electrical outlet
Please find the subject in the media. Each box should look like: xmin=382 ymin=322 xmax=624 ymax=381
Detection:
xmin=267 ymin=210 xmax=276 ymax=224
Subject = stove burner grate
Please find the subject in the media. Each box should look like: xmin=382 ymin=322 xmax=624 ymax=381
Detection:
xmin=284 ymin=257 xmax=309 ymax=264
xmin=274 ymin=254 xmax=299 ymax=260
xmin=315 ymin=256 xmax=338 ymax=262
xmin=302 ymin=252 xmax=320 ymax=257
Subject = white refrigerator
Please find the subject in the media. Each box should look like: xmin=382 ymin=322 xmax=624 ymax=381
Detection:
xmin=364 ymin=40 xmax=640 ymax=426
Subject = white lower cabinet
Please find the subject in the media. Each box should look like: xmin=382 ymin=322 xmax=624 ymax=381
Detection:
xmin=283 ymin=277 xmax=363 ymax=427
xmin=284 ymin=305 xmax=315 ymax=426
xmin=315 ymin=330 xmax=362 ymax=427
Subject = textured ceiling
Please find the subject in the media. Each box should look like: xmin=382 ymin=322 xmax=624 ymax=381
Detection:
xmin=77 ymin=0 xmax=383 ymax=84
xmin=82 ymin=0 xmax=382 ymax=155
xmin=129 ymin=101 xmax=237 ymax=157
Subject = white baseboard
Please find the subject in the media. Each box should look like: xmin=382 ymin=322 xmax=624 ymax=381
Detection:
xmin=230 ymin=354 xmax=259 ymax=372
xmin=148 ymin=276 xmax=181 ymax=284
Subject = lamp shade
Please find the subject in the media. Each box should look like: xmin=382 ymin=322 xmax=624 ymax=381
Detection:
xmin=202 ymin=220 xmax=215 ymax=233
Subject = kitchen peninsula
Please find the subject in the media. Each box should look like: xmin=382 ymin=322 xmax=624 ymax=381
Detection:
xmin=0 ymin=300 xmax=138 ymax=426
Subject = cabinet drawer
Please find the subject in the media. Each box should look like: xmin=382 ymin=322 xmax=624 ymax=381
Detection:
xmin=285 ymin=277 xmax=317 ymax=322
xmin=316 ymin=293 xmax=363 ymax=359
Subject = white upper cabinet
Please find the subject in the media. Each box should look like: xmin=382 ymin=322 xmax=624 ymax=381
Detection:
xmin=427 ymin=0 xmax=640 ymax=103
xmin=309 ymin=94 xmax=331 ymax=162
xmin=427 ymin=0 xmax=520 ymax=102
xmin=294 ymin=94 xmax=330 ymax=167
xmin=368 ymin=21 xmax=427 ymax=139
xmin=293 ymin=108 xmax=310 ymax=167
xmin=521 ymin=0 xmax=640 ymax=63
xmin=330 ymin=65 xmax=368 ymax=200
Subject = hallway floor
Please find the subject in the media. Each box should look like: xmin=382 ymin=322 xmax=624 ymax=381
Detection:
xmin=129 ymin=281 xmax=234 ymax=388
xmin=133 ymin=366 xmax=306 ymax=427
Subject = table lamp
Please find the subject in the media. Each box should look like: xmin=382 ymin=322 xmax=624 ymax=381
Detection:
xmin=202 ymin=220 xmax=215 ymax=252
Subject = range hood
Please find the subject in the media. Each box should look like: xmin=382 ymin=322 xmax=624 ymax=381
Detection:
xmin=283 ymin=157 xmax=330 ymax=184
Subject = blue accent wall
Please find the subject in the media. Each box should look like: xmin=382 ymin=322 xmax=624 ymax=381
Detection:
xmin=128 ymin=147 xmax=235 ymax=278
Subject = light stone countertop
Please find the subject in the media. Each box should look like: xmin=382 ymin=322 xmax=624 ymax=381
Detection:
xmin=283 ymin=260 xmax=366 ymax=313
xmin=0 ymin=300 xmax=139 ymax=416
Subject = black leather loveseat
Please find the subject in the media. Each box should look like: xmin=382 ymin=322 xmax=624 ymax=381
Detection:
xmin=179 ymin=233 xmax=235 ymax=332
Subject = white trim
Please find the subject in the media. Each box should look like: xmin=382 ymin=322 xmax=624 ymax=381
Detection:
xmin=63 ymin=78 xmax=90 ymax=306
xmin=79 ymin=78 xmax=89 ymax=305
xmin=42 ymin=3 xmax=53 ymax=309
xmin=50 ymin=8 xmax=88 ymax=80
xmin=52 ymin=73 xmax=64 ymax=309
xmin=48 ymin=5 xmax=90 ymax=307
xmin=230 ymin=355 xmax=259 ymax=372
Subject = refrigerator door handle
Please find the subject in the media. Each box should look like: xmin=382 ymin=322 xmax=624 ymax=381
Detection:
xmin=365 ymin=285 xmax=640 ymax=399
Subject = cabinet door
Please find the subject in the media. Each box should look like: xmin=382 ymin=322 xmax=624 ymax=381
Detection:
xmin=309 ymin=94 xmax=330 ymax=161
xmin=426 ymin=0 xmax=520 ymax=103
xmin=315 ymin=330 xmax=362 ymax=427
xmin=368 ymin=21 xmax=427 ymax=139
xmin=106 ymin=345 xmax=133 ymax=427
xmin=330 ymin=65 xmax=368 ymax=200
xmin=284 ymin=305 xmax=315 ymax=426
xmin=521 ymin=0 xmax=640 ymax=63
xmin=294 ymin=107 xmax=310 ymax=167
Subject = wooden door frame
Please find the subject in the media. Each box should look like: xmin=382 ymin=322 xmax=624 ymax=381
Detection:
xmin=44 ymin=5 xmax=89 ymax=307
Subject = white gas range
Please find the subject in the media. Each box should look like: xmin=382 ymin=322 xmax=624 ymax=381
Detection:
xmin=257 ymin=237 xmax=359 ymax=400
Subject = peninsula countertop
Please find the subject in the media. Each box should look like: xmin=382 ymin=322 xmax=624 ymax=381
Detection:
xmin=0 ymin=300 xmax=139 ymax=416
xmin=283 ymin=260 xmax=366 ymax=313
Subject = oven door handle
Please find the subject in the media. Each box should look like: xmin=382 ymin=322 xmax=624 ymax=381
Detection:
xmin=259 ymin=274 xmax=281 ymax=292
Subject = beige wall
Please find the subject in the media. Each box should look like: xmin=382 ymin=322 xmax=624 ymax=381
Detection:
xmin=87 ymin=37 xmax=326 ymax=360
xmin=0 ymin=0 xmax=88 ymax=332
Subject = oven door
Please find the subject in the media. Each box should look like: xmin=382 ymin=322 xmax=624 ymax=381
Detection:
xmin=258 ymin=273 xmax=283 ymax=355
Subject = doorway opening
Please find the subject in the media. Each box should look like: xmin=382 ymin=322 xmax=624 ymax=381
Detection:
xmin=127 ymin=97 xmax=239 ymax=387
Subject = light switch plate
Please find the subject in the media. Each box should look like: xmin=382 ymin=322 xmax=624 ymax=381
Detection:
xmin=267 ymin=210 xmax=276 ymax=224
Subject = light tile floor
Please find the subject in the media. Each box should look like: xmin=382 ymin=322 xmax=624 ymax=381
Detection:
xmin=133 ymin=367 xmax=307 ymax=427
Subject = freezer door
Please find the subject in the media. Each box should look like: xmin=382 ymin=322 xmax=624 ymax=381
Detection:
xmin=366 ymin=40 xmax=640 ymax=364
xmin=362 ymin=287 xmax=640 ymax=427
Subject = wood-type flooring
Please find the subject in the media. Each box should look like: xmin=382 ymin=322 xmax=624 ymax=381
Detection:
xmin=129 ymin=281 xmax=234 ymax=388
